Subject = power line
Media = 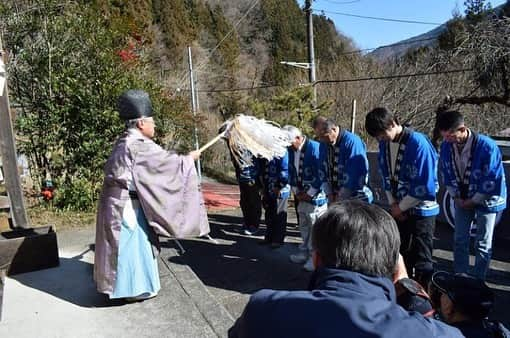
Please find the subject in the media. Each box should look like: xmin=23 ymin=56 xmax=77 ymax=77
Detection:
xmin=181 ymin=84 xmax=282 ymax=93
xmin=313 ymin=8 xmax=443 ymax=25
xmin=314 ymin=68 xmax=472 ymax=85
xmin=178 ymin=68 xmax=472 ymax=93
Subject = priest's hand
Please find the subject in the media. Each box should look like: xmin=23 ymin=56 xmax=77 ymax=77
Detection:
xmin=189 ymin=150 xmax=201 ymax=161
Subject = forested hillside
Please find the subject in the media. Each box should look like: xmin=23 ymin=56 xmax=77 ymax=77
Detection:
xmin=1 ymin=0 xmax=508 ymax=211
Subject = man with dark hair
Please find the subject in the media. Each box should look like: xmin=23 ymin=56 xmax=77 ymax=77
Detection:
xmin=312 ymin=115 xmax=327 ymax=140
xmin=436 ymin=111 xmax=507 ymax=281
xmin=320 ymin=119 xmax=373 ymax=203
xmin=365 ymin=107 xmax=440 ymax=287
xmin=430 ymin=271 xmax=509 ymax=338
xmin=228 ymin=201 xmax=463 ymax=338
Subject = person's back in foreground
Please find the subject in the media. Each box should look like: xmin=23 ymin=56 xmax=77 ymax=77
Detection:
xmin=229 ymin=200 xmax=463 ymax=338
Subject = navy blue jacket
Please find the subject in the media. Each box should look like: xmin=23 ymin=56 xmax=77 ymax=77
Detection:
xmin=229 ymin=268 xmax=463 ymax=338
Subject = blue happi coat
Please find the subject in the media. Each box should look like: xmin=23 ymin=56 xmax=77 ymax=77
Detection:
xmin=234 ymin=155 xmax=260 ymax=185
xmin=288 ymin=138 xmax=328 ymax=206
xmin=440 ymin=133 xmax=507 ymax=213
xmin=378 ymin=129 xmax=439 ymax=216
xmin=261 ymin=150 xmax=290 ymax=199
xmin=328 ymin=130 xmax=373 ymax=203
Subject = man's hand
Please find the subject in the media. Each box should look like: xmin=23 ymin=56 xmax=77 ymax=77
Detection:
xmin=460 ymin=198 xmax=476 ymax=210
xmin=188 ymin=150 xmax=201 ymax=161
xmin=391 ymin=203 xmax=407 ymax=221
xmin=454 ymin=197 xmax=463 ymax=209
xmin=297 ymin=192 xmax=312 ymax=202
xmin=272 ymin=188 xmax=281 ymax=198
xmin=392 ymin=253 xmax=409 ymax=283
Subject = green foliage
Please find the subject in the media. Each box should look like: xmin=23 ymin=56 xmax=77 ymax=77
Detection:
xmin=438 ymin=0 xmax=496 ymax=51
xmin=260 ymin=0 xmax=308 ymax=84
xmin=464 ymin=0 xmax=492 ymax=23
xmin=249 ymin=86 xmax=331 ymax=135
xmin=438 ymin=16 xmax=466 ymax=50
xmin=2 ymin=0 xmax=193 ymax=211
xmin=52 ymin=176 xmax=100 ymax=211
xmin=154 ymin=0 xmax=240 ymax=72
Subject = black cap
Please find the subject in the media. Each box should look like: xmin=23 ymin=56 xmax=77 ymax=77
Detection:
xmin=117 ymin=89 xmax=153 ymax=121
xmin=431 ymin=271 xmax=494 ymax=318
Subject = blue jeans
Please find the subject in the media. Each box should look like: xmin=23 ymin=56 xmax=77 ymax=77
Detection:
xmin=453 ymin=207 xmax=497 ymax=280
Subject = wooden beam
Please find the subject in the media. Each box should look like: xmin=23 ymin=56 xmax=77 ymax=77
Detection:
xmin=0 ymin=37 xmax=29 ymax=228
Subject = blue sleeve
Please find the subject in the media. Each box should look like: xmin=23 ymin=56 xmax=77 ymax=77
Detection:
xmin=279 ymin=151 xmax=289 ymax=186
xmin=439 ymin=143 xmax=452 ymax=188
xmin=315 ymin=142 xmax=328 ymax=190
xmin=310 ymin=143 xmax=321 ymax=190
xmin=478 ymin=141 xmax=505 ymax=196
xmin=343 ymin=135 xmax=369 ymax=191
xmin=408 ymin=139 xmax=438 ymax=201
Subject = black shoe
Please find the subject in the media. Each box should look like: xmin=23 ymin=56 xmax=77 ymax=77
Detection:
xmin=270 ymin=242 xmax=283 ymax=249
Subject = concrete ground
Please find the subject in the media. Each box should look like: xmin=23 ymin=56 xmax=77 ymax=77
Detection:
xmin=1 ymin=208 xmax=509 ymax=337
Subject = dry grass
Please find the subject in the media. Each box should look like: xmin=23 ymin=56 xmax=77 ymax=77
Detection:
xmin=27 ymin=205 xmax=96 ymax=231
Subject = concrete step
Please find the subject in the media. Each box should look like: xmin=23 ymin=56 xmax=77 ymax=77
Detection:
xmin=160 ymin=242 xmax=235 ymax=337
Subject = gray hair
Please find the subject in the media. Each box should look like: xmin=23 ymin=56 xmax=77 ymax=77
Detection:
xmin=125 ymin=117 xmax=144 ymax=130
xmin=282 ymin=125 xmax=302 ymax=139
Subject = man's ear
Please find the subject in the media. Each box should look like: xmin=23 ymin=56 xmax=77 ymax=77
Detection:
xmin=312 ymin=251 xmax=323 ymax=269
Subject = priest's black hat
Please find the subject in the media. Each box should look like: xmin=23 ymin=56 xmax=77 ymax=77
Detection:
xmin=117 ymin=89 xmax=153 ymax=120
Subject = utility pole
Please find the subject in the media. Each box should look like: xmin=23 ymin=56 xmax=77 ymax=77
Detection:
xmin=187 ymin=46 xmax=202 ymax=179
xmin=0 ymin=35 xmax=29 ymax=228
xmin=350 ymin=99 xmax=357 ymax=132
xmin=304 ymin=0 xmax=317 ymax=105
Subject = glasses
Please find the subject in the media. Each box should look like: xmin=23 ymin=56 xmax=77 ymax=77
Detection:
xmin=142 ymin=118 xmax=155 ymax=125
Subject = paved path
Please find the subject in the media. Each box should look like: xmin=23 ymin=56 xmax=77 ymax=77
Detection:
xmin=1 ymin=203 xmax=509 ymax=337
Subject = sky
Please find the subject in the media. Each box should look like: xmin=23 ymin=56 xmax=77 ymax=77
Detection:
xmin=297 ymin=0 xmax=508 ymax=50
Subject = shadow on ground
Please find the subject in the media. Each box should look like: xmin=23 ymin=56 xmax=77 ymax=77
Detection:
xmin=165 ymin=213 xmax=310 ymax=296
xmin=11 ymin=245 xmax=126 ymax=308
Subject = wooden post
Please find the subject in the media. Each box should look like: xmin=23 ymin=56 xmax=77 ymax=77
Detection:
xmin=0 ymin=36 xmax=30 ymax=229
xmin=0 ymin=268 xmax=5 ymax=321
xmin=350 ymin=99 xmax=357 ymax=133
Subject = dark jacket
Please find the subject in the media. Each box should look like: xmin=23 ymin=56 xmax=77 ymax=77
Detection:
xmin=453 ymin=320 xmax=510 ymax=338
xmin=229 ymin=268 xmax=463 ymax=338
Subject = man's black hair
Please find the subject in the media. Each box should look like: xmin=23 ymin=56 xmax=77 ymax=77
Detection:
xmin=312 ymin=115 xmax=327 ymax=129
xmin=435 ymin=111 xmax=465 ymax=132
xmin=321 ymin=119 xmax=337 ymax=133
xmin=312 ymin=200 xmax=400 ymax=278
xmin=365 ymin=107 xmax=397 ymax=137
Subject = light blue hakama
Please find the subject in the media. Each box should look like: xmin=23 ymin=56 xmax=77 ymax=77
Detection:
xmin=110 ymin=199 xmax=160 ymax=299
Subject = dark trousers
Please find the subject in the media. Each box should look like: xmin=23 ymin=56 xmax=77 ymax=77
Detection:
xmin=239 ymin=182 xmax=262 ymax=228
xmin=397 ymin=214 xmax=436 ymax=287
xmin=264 ymin=196 xmax=288 ymax=244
